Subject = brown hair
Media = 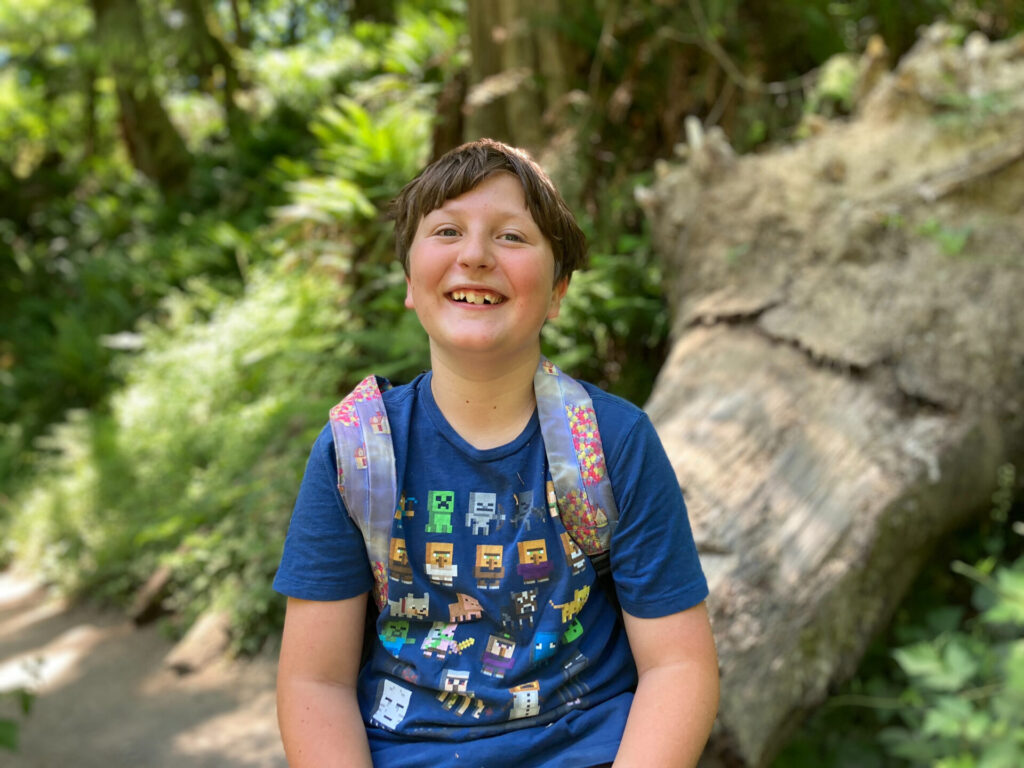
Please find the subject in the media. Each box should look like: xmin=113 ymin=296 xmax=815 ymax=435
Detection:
xmin=390 ymin=139 xmax=587 ymax=283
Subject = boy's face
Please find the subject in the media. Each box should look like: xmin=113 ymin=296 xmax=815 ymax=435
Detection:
xmin=404 ymin=172 xmax=568 ymax=364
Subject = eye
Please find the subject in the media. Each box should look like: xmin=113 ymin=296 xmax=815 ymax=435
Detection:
xmin=500 ymin=232 xmax=525 ymax=242
xmin=436 ymin=227 xmax=459 ymax=237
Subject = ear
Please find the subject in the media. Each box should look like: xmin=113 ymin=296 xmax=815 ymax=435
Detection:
xmin=546 ymin=277 xmax=570 ymax=320
xmin=404 ymin=275 xmax=415 ymax=309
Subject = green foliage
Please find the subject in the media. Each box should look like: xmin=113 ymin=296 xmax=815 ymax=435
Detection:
xmin=0 ymin=688 xmax=33 ymax=752
xmin=774 ymin=465 xmax=1024 ymax=768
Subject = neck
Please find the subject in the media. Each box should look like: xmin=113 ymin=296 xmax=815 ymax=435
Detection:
xmin=429 ymin=346 xmax=541 ymax=450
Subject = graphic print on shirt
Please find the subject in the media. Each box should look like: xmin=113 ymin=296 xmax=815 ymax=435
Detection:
xmin=512 ymin=490 xmax=545 ymax=532
xmin=448 ymin=592 xmax=483 ymax=623
xmin=420 ymin=621 xmax=476 ymax=660
xmin=371 ymin=679 xmax=412 ymax=731
xmin=389 ymin=591 xmax=429 ymax=619
xmin=389 ymin=537 xmax=413 ymax=584
xmin=531 ymin=631 xmax=559 ymax=664
xmin=516 ymin=538 xmax=553 ymax=584
xmin=426 ymin=490 xmax=454 ymax=534
xmin=481 ymin=633 xmax=517 ymax=679
xmin=508 ymin=680 xmax=541 ymax=720
xmin=436 ymin=670 xmax=486 ymax=718
xmin=550 ymin=585 xmax=590 ymax=623
xmin=466 ymin=491 xmax=501 ymax=534
xmin=558 ymin=651 xmax=591 ymax=705
xmin=379 ymin=619 xmax=417 ymax=656
xmin=425 ymin=541 xmax=457 ymax=586
xmin=510 ymin=588 xmax=538 ymax=629
xmin=558 ymin=531 xmax=587 ymax=576
xmin=474 ymin=544 xmax=504 ymax=590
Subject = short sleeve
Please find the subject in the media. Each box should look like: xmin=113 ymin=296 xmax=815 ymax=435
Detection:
xmin=272 ymin=424 xmax=374 ymax=601
xmin=604 ymin=412 xmax=708 ymax=618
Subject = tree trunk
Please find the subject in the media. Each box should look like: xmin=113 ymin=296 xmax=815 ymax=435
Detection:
xmin=638 ymin=25 xmax=1024 ymax=767
xmin=90 ymin=0 xmax=192 ymax=195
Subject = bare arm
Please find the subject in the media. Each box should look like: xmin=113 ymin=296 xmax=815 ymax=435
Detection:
xmin=277 ymin=593 xmax=373 ymax=768
xmin=613 ymin=602 xmax=720 ymax=768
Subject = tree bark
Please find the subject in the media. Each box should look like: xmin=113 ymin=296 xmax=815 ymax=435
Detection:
xmin=90 ymin=0 xmax=192 ymax=195
xmin=639 ymin=26 xmax=1024 ymax=767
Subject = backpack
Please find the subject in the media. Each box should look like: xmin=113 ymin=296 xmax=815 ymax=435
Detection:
xmin=329 ymin=356 xmax=620 ymax=615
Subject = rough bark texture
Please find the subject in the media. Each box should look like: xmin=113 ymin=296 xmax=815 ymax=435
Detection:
xmin=638 ymin=25 xmax=1024 ymax=767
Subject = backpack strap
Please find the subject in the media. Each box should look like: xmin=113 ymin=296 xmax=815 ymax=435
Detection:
xmin=534 ymin=357 xmax=620 ymax=565
xmin=329 ymin=375 xmax=396 ymax=611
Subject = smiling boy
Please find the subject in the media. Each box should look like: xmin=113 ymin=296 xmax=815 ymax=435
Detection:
xmin=274 ymin=139 xmax=718 ymax=768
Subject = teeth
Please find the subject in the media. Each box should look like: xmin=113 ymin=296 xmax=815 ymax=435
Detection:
xmin=451 ymin=290 xmax=503 ymax=305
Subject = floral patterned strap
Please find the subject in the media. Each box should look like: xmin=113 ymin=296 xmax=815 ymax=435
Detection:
xmin=534 ymin=357 xmax=619 ymax=556
xmin=329 ymin=375 xmax=396 ymax=610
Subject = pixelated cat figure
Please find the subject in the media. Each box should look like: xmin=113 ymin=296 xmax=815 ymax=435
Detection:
xmin=466 ymin=491 xmax=500 ymax=535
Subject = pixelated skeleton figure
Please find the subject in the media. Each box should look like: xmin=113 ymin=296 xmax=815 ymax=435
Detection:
xmin=466 ymin=491 xmax=500 ymax=535
xmin=435 ymin=670 xmax=486 ymax=718
xmin=474 ymin=544 xmax=504 ymax=590
xmin=371 ymin=679 xmax=412 ymax=730
xmin=425 ymin=541 xmax=457 ymax=586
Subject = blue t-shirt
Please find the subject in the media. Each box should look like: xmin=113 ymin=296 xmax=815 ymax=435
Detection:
xmin=274 ymin=372 xmax=708 ymax=767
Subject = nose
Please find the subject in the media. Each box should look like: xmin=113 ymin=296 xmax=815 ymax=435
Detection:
xmin=458 ymin=232 xmax=495 ymax=270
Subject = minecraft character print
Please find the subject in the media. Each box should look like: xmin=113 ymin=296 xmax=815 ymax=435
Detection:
xmin=426 ymin=490 xmax=455 ymax=534
xmin=563 ymin=618 xmax=583 ymax=643
xmin=531 ymin=631 xmax=559 ymax=664
xmin=516 ymin=538 xmax=553 ymax=584
xmin=510 ymin=588 xmax=538 ymax=629
xmin=389 ymin=592 xmax=429 ymax=619
xmin=421 ymin=622 xmax=475 ymax=661
xmin=396 ymin=492 xmax=416 ymax=519
xmin=448 ymin=593 xmax=483 ymax=623
xmin=508 ymin=680 xmax=541 ymax=720
xmin=389 ymin=537 xmax=413 ymax=584
xmin=466 ymin=491 xmax=500 ymax=535
xmin=379 ymin=620 xmax=416 ymax=656
xmin=371 ymin=679 xmax=412 ymax=731
xmin=550 ymin=585 xmax=590 ymax=624
xmin=425 ymin=541 xmax=457 ymax=587
xmin=559 ymin=531 xmax=586 ymax=576
xmin=481 ymin=633 xmax=516 ymax=679
xmin=558 ymin=652 xmax=591 ymax=705
xmin=436 ymin=670 xmax=486 ymax=718
xmin=475 ymin=544 xmax=504 ymax=590
xmin=512 ymin=490 xmax=544 ymax=532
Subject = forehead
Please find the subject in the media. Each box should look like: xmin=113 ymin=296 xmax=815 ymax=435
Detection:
xmin=421 ymin=172 xmax=530 ymax=220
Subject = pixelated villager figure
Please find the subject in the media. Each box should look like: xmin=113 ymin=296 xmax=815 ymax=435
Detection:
xmin=474 ymin=544 xmax=504 ymax=590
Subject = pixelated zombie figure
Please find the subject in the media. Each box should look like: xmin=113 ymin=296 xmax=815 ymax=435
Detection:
xmin=379 ymin=619 xmax=417 ymax=655
xmin=508 ymin=680 xmax=541 ymax=720
xmin=474 ymin=544 xmax=504 ymax=590
xmin=559 ymin=531 xmax=587 ymax=576
xmin=516 ymin=538 xmax=553 ymax=584
xmin=435 ymin=669 xmax=487 ymax=718
xmin=511 ymin=490 xmax=545 ymax=532
xmin=426 ymin=490 xmax=455 ymax=534
xmin=421 ymin=622 xmax=475 ymax=661
xmin=510 ymin=588 xmax=538 ymax=629
xmin=371 ymin=679 xmax=412 ymax=731
xmin=466 ymin=491 xmax=501 ymax=535
xmin=425 ymin=541 xmax=458 ymax=586
xmin=389 ymin=592 xmax=429 ymax=619
xmin=448 ymin=592 xmax=483 ymax=623
xmin=481 ymin=633 xmax=516 ymax=679
xmin=390 ymin=536 xmax=414 ymax=584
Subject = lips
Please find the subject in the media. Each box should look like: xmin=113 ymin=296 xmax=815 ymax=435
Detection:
xmin=448 ymin=289 xmax=506 ymax=305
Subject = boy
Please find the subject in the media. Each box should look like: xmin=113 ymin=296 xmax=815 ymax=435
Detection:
xmin=274 ymin=139 xmax=719 ymax=767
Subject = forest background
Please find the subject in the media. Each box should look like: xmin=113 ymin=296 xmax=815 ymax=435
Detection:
xmin=1 ymin=0 xmax=1022 ymax=764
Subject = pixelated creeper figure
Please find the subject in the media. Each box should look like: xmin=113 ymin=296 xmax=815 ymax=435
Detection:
xmin=427 ymin=490 xmax=455 ymax=534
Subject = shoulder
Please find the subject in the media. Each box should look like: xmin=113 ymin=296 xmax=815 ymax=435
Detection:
xmin=578 ymin=381 xmax=651 ymax=460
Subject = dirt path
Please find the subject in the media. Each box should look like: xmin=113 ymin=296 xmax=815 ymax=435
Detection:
xmin=0 ymin=571 xmax=287 ymax=767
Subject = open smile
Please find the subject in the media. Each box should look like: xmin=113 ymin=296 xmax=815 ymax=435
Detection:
xmin=447 ymin=289 xmax=506 ymax=306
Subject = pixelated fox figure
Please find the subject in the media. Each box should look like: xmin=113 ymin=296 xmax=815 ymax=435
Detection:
xmin=448 ymin=592 xmax=483 ymax=623
xmin=435 ymin=669 xmax=487 ymax=718
xmin=550 ymin=585 xmax=590 ymax=624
